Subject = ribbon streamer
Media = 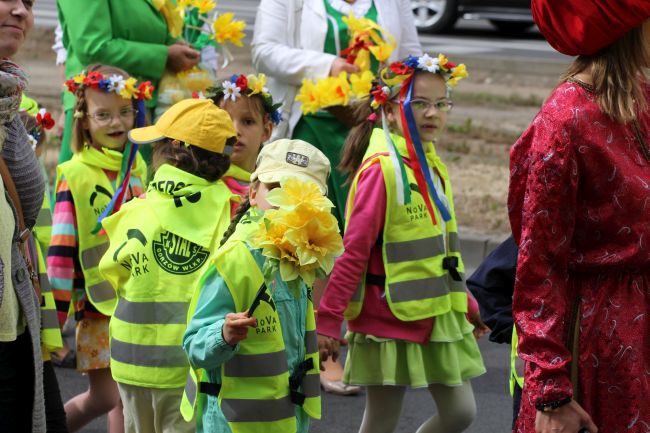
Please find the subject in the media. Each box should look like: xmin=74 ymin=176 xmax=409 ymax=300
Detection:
xmin=401 ymin=78 xmax=451 ymax=222
xmin=381 ymin=109 xmax=411 ymax=206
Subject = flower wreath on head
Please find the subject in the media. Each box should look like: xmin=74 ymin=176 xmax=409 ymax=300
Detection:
xmin=368 ymin=53 xmax=468 ymax=234
xmin=64 ymin=70 xmax=155 ymax=235
xmin=207 ymin=73 xmax=283 ymax=125
xmin=64 ymin=71 xmax=155 ymax=101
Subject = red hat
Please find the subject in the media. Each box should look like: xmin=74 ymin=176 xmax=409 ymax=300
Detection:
xmin=532 ymin=0 xmax=650 ymax=56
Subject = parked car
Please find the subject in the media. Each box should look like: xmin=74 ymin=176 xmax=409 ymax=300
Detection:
xmin=411 ymin=0 xmax=533 ymax=33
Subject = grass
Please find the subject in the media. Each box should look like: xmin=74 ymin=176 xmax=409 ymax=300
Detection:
xmin=445 ymin=117 xmax=522 ymax=145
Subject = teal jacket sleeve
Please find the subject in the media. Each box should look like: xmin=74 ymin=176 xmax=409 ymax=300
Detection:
xmin=183 ymin=265 xmax=239 ymax=370
xmin=58 ymin=0 xmax=170 ymax=80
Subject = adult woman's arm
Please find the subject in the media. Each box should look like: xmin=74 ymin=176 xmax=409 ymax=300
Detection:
xmin=58 ymin=0 xmax=170 ymax=80
xmin=396 ymin=0 xmax=423 ymax=58
xmin=510 ymin=117 xmax=578 ymax=406
xmin=252 ymin=0 xmax=337 ymax=87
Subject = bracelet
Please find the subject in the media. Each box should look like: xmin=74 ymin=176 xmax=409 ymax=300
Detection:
xmin=535 ymin=397 xmax=572 ymax=412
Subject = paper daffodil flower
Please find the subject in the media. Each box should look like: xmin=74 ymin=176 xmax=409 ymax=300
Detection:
xmin=119 ymin=77 xmax=139 ymax=99
xmin=247 ymin=73 xmax=270 ymax=96
xmin=213 ymin=12 xmax=246 ymax=47
xmin=265 ymin=177 xmax=333 ymax=211
xmin=350 ymin=71 xmax=375 ymax=98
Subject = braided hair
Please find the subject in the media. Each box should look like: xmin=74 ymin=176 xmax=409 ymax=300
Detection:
xmin=220 ymin=195 xmax=252 ymax=246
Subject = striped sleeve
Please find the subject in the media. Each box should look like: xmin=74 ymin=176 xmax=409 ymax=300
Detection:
xmin=47 ymin=175 xmax=83 ymax=325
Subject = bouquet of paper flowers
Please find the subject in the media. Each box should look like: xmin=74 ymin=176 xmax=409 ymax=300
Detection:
xmin=296 ymin=13 xmax=395 ymax=115
xmin=156 ymin=0 xmax=246 ymax=117
xmin=248 ymin=177 xmax=344 ymax=289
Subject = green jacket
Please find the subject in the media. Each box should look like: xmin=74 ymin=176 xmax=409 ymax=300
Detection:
xmin=58 ymin=0 xmax=176 ymax=110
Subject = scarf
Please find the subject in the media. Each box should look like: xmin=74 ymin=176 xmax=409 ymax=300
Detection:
xmin=76 ymin=145 xmax=148 ymax=233
xmin=146 ymin=164 xmax=234 ymax=248
xmin=223 ymin=164 xmax=251 ymax=199
xmin=0 ymin=59 xmax=28 ymax=147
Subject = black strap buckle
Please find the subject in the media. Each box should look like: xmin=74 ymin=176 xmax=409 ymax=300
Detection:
xmin=199 ymin=382 xmax=222 ymax=397
xmin=289 ymin=358 xmax=314 ymax=406
xmin=442 ymin=256 xmax=463 ymax=282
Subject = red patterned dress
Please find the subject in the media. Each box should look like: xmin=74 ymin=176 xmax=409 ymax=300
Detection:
xmin=508 ymin=81 xmax=650 ymax=433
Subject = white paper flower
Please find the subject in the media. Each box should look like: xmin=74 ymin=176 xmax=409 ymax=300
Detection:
xmin=108 ymin=75 xmax=126 ymax=94
xmin=222 ymin=81 xmax=241 ymax=101
xmin=417 ymin=54 xmax=439 ymax=73
xmin=381 ymin=86 xmax=390 ymax=96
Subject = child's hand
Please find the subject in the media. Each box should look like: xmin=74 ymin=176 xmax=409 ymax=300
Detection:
xmin=317 ymin=334 xmax=340 ymax=368
xmin=222 ymin=312 xmax=257 ymax=347
xmin=467 ymin=310 xmax=491 ymax=340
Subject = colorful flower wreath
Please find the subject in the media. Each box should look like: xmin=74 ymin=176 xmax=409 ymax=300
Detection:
xmin=369 ymin=53 xmax=468 ymax=109
xmin=208 ymin=73 xmax=283 ymax=125
xmin=64 ymin=71 xmax=155 ymax=101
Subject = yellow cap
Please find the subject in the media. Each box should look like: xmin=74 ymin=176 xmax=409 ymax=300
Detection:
xmin=251 ymin=139 xmax=331 ymax=193
xmin=128 ymin=99 xmax=236 ymax=154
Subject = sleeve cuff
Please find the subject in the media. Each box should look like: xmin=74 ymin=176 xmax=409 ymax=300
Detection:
xmin=210 ymin=319 xmax=239 ymax=353
xmin=316 ymin=311 xmax=343 ymax=340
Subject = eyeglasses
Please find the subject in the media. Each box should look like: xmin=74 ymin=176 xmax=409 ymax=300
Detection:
xmin=87 ymin=107 xmax=137 ymax=124
xmin=410 ymin=99 xmax=453 ymax=113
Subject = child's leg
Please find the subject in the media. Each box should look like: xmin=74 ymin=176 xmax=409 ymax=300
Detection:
xmin=416 ymin=381 xmax=477 ymax=433
xmin=358 ymin=385 xmax=406 ymax=433
xmin=64 ymin=368 xmax=121 ymax=432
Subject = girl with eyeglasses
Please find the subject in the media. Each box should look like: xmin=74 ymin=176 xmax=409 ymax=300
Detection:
xmin=316 ymin=54 xmax=486 ymax=433
xmin=47 ymin=63 xmax=150 ymax=433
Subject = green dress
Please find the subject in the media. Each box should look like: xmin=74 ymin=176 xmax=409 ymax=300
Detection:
xmin=291 ymin=1 xmax=379 ymax=229
xmin=57 ymin=0 xmax=176 ymax=164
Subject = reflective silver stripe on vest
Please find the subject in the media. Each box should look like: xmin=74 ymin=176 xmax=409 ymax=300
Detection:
xmin=305 ymin=330 xmax=318 ymax=354
xmin=385 ymin=236 xmax=445 ymax=263
xmin=87 ymin=281 xmax=115 ymax=303
xmin=41 ymin=309 xmax=59 ymax=330
xmin=114 ymin=299 xmax=190 ymax=325
xmin=514 ymin=357 xmax=525 ymax=378
xmin=36 ymin=207 xmax=52 ymax=228
xmin=389 ymin=275 xmax=465 ymax=303
xmin=448 ymin=232 xmax=461 ymax=253
xmin=221 ymin=396 xmax=295 ymax=423
xmin=302 ymin=373 xmax=320 ymax=398
xmin=81 ymin=243 xmax=109 ymax=269
xmin=110 ymin=338 xmax=189 ymax=368
xmin=224 ymin=351 xmax=288 ymax=378
xmin=184 ymin=371 xmax=197 ymax=406
xmin=39 ymin=273 xmax=51 ymax=293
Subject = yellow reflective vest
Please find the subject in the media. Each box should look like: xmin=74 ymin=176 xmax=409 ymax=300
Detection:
xmin=181 ymin=219 xmax=321 ymax=433
xmin=344 ymin=129 xmax=467 ymax=322
xmin=56 ymin=151 xmax=146 ymax=316
xmin=510 ymin=327 xmax=524 ymax=395
xmin=99 ymin=164 xmax=233 ymax=389
xmin=33 ymin=191 xmax=64 ymax=359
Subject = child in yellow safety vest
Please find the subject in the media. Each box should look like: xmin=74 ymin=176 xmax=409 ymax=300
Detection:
xmin=316 ymin=54 xmax=486 ymax=433
xmin=47 ymin=63 xmax=152 ymax=432
xmin=183 ymin=139 xmax=341 ymax=433
xmin=19 ymin=95 xmax=68 ymax=433
xmin=97 ymin=98 xmax=236 ymax=433
xmin=207 ymin=73 xmax=280 ymax=211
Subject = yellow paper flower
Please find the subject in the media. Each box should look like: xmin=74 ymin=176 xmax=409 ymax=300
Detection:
xmin=213 ymin=12 xmax=246 ymax=47
xmin=438 ymin=53 xmax=449 ymax=68
xmin=265 ymin=177 xmax=333 ymax=211
xmin=249 ymin=178 xmax=344 ymax=286
xmin=193 ymin=0 xmax=215 ymax=13
xmin=73 ymin=73 xmax=86 ymax=84
xmin=447 ymin=63 xmax=468 ymax=87
xmin=296 ymin=79 xmax=324 ymax=115
xmin=247 ymin=73 xmax=269 ymax=96
xmin=177 ymin=67 xmax=213 ymax=92
xmin=119 ymin=77 xmax=138 ymax=99
xmin=368 ymin=38 xmax=395 ymax=63
xmin=350 ymin=71 xmax=374 ymax=98
xmin=176 ymin=0 xmax=192 ymax=7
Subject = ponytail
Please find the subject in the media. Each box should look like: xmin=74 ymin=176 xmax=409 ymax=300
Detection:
xmin=339 ymin=98 xmax=375 ymax=178
xmin=220 ymin=196 xmax=251 ymax=246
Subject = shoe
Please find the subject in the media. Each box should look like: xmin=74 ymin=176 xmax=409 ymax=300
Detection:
xmin=320 ymin=377 xmax=361 ymax=396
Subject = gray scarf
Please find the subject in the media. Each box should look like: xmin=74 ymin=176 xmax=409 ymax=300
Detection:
xmin=0 ymin=59 xmax=28 ymax=148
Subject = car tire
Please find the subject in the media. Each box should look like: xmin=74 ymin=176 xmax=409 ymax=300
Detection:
xmin=489 ymin=20 xmax=533 ymax=34
xmin=411 ymin=0 xmax=458 ymax=33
